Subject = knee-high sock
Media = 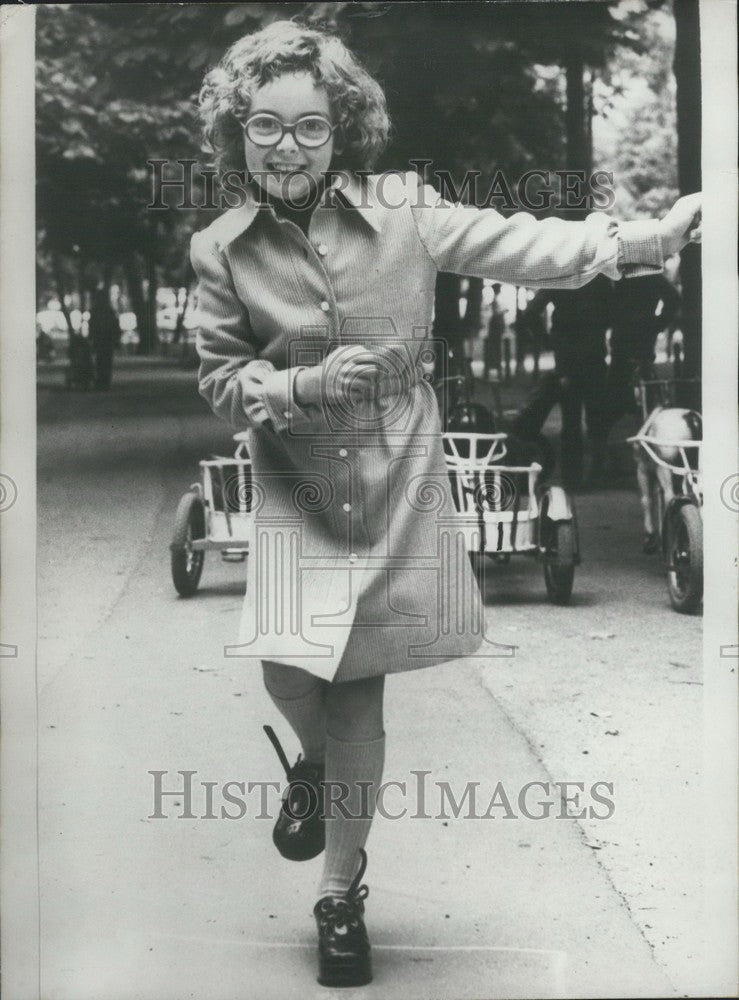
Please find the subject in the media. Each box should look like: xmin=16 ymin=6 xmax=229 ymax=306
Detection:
xmin=264 ymin=678 xmax=327 ymax=765
xmin=318 ymin=732 xmax=386 ymax=898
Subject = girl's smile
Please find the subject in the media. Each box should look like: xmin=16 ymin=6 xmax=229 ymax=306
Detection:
xmin=244 ymin=72 xmax=337 ymax=205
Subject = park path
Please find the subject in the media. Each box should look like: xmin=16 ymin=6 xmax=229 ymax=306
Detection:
xmin=33 ymin=360 xmax=706 ymax=998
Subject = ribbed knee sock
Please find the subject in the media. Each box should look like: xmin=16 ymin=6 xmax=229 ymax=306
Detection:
xmin=264 ymin=680 xmax=327 ymax=765
xmin=318 ymin=732 xmax=386 ymax=898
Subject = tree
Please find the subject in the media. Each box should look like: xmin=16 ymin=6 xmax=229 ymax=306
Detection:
xmin=36 ymin=5 xmax=201 ymax=352
xmin=307 ymin=2 xmax=570 ymax=365
xmin=37 ymin=2 xmax=693 ymax=367
xmin=597 ymin=0 xmax=701 ymax=378
xmin=672 ymin=0 xmax=701 ymax=379
xmin=504 ymin=2 xmax=649 ymax=198
xmin=37 ymin=2 xmax=572 ymax=359
xmin=592 ymin=5 xmax=678 ymax=220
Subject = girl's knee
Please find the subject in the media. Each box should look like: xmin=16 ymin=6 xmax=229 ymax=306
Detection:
xmin=262 ymin=661 xmax=322 ymax=700
xmin=328 ymin=675 xmax=384 ymax=708
xmin=326 ymin=676 xmax=385 ymax=740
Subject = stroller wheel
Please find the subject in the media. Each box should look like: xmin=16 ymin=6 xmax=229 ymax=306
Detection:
xmin=171 ymin=492 xmax=206 ymax=596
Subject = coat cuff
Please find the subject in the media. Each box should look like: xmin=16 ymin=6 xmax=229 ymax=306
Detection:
xmin=259 ymin=366 xmax=320 ymax=433
xmin=616 ymin=219 xmax=664 ymax=278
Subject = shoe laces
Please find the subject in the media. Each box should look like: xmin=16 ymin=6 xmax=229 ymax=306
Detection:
xmin=263 ymin=725 xmax=292 ymax=776
xmin=264 ymin=725 xmax=323 ymax=823
xmin=346 ymin=846 xmax=369 ymax=901
xmin=316 ymin=849 xmax=370 ymax=930
xmin=264 ymin=725 xmax=323 ymax=781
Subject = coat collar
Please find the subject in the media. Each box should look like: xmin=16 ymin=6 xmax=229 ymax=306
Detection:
xmin=332 ymin=172 xmax=382 ymax=233
xmin=211 ymin=171 xmax=381 ymax=250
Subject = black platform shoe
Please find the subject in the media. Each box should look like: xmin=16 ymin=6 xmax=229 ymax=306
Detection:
xmin=263 ymin=725 xmax=325 ymax=862
xmin=314 ymin=848 xmax=372 ymax=988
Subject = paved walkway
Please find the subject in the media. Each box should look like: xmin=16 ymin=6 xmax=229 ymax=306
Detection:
xmin=30 ymin=361 xmax=718 ymax=998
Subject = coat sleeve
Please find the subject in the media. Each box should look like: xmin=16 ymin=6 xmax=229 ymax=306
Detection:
xmin=190 ymin=230 xmax=318 ymax=433
xmin=406 ymin=172 xmax=664 ymax=289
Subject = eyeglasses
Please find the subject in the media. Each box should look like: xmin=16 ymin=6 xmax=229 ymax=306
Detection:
xmin=243 ymin=113 xmax=336 ymax=149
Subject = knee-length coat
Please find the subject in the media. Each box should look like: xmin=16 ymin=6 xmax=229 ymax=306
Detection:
xmin=191 ymin=170 xmax=662 ymax=682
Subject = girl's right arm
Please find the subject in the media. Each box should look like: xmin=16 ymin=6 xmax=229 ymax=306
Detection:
xmin=192 ymin=230 xmax=391 ymax=429
xmin=191 ymin=230 xmax=318 ymax=433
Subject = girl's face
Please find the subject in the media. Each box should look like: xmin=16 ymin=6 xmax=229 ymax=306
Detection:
xmin=243 ymin=71 xmax=336 ymax=205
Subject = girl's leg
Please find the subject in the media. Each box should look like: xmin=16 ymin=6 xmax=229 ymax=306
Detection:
xmin=262 ymin=660 xmax=327 ymax=764
xmin=319 ymin=675 xmax=386 ymax=897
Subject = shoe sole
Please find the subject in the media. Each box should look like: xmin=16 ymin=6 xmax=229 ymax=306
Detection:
xmin=318 ymin=970 xmax=372 ymax=989
xmin=273 ymin=828 xmax=325 ymax=862
xmin=274 ymin=843 xmax=325 ymax=862
xmin=317 ymin=954 xmax=372 ymax=988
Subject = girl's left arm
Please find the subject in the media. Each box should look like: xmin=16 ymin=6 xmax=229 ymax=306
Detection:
xmin=408 ymin=173 xmax=700 ymax=289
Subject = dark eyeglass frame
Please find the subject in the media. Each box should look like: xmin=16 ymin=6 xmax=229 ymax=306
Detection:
xmin=243 ymin=113 xmax=337 ymax=149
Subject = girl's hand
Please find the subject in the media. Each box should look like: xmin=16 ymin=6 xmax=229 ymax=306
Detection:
xmin=659 ymin=192 xmax=702 ymax=257
xmin=294 ymin=345 xmax=385 ymax=408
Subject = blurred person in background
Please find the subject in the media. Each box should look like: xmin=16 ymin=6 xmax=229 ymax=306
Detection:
xmin=528 ymin=275 xmax=614 ymax=489
xmin=606 ymin=272 xmax=681 ymax=426
xmin=484 ymin=282 xmax=507 ymax=378
xmin=88 ymin=287 xmax=119 ymax=390
xmin=515 ymin=289 xmax=549 ymax=379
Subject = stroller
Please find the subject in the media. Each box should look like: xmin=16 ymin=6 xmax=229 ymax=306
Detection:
xmin=628 ymin=379 xmax=703 ymax=613
xmin=436 ymin=369 xmax=578 ymax=604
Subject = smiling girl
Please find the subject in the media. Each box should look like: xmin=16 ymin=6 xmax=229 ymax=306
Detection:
xmin=192 ymin=19 xmax=700 ymax=989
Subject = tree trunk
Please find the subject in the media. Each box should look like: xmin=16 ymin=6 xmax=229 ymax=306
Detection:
xmin=564 ymin=51 xmax=592 ymax=224
xmin=462 ymin=277 xmax=483 ymax=339
xmin=673 ymin=0 xmax=702 ymax=380
xmin=565 ymin=52 xmax=592 ymax=176
xmin=142 ymin=245 xmax=158 ymax=356
xmin=77 ymin=255 xmax=88 ymax=315
xmin=51 ymin=252 xmax=75 ymax=351
xmin=173 ymin=257 xmax=194 ymax=345
xmin=123 ymin=253 xmax=152 ymax=356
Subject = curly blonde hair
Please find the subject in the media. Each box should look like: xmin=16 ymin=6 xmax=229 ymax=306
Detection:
xmin=198 ymin=20 xmax=391 ymax=178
